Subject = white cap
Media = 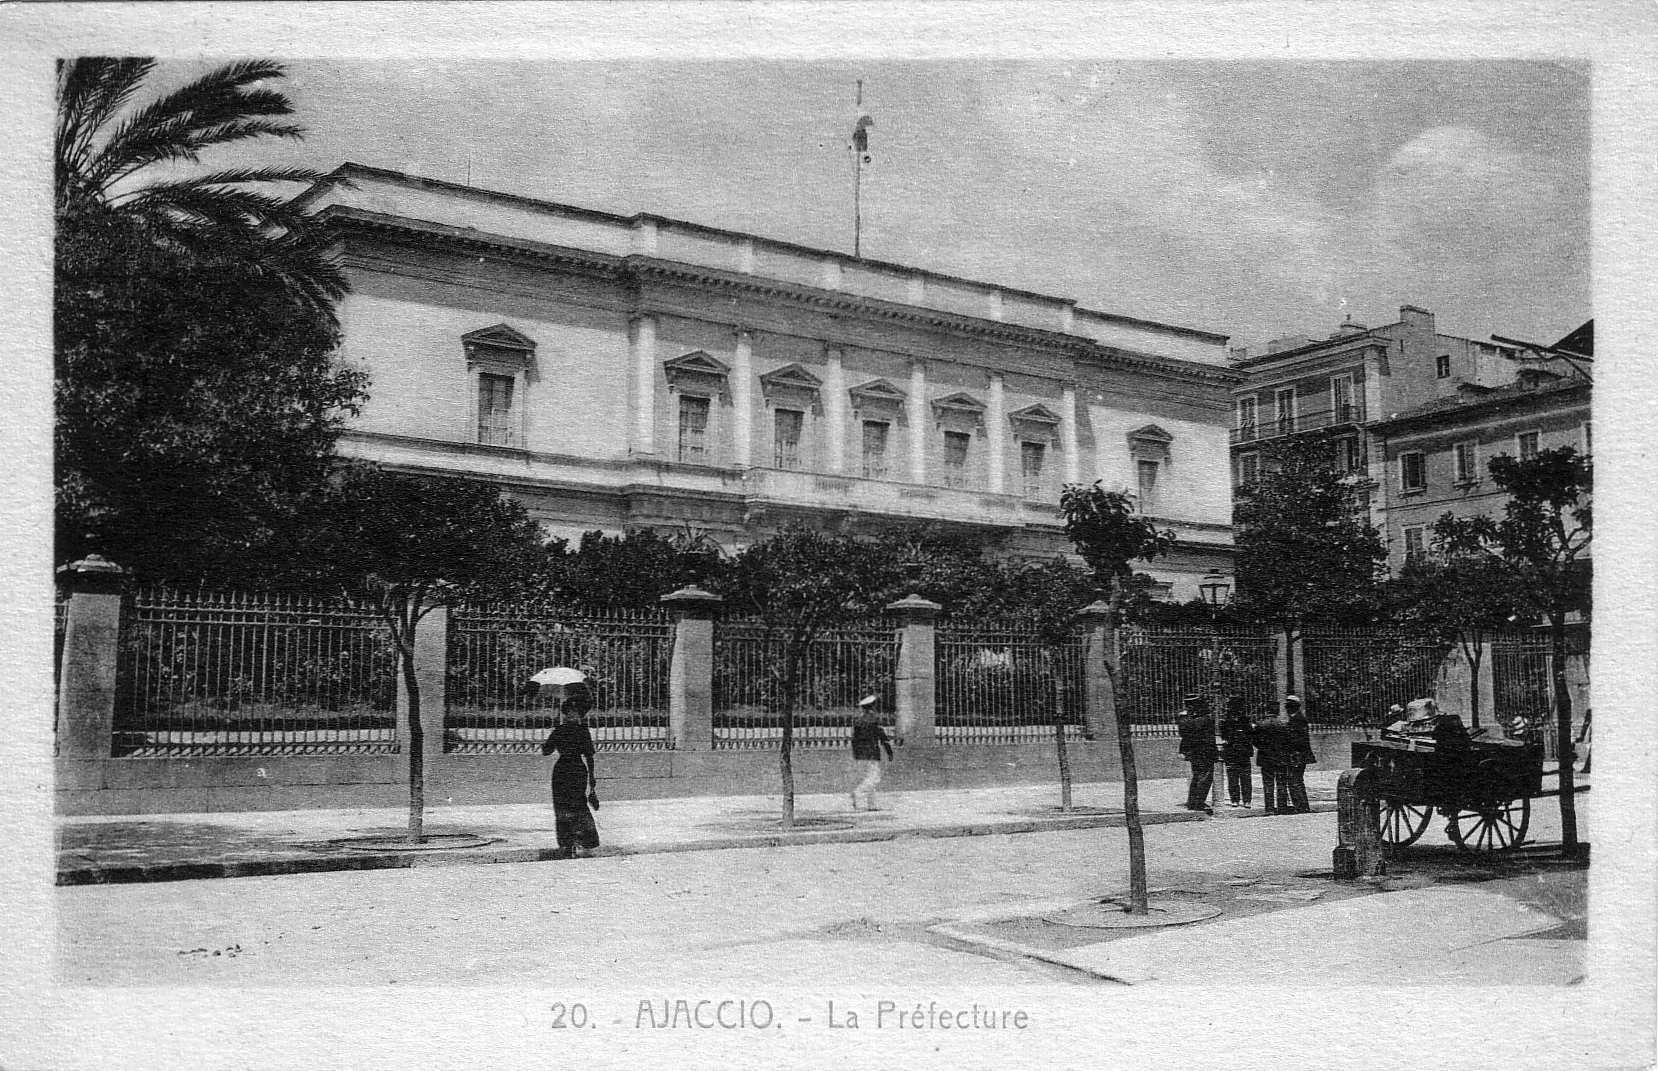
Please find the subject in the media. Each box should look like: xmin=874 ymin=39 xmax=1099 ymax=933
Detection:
xmin=858 ymin=694 xmax=878 ymax=707
xmin=1284 ymin=695 xmax=1302 ymax=705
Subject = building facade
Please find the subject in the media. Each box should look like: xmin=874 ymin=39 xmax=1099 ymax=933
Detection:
xmin=302 ymin=165 xmax=1240 ymax=599
xmin=1229 ymin=306 xmax=1592 ymax=570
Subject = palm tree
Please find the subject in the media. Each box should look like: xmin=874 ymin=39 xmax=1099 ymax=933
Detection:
xmin=55 ymin=57 xmax=347 ymax=319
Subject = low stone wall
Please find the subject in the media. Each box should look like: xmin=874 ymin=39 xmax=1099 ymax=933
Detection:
xmin=54 ymin=730 xmax=1369 ymax=816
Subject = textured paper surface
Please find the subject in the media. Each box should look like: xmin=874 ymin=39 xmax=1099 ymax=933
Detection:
xmin=3 ymin=4 xmax=1654 ymax=1068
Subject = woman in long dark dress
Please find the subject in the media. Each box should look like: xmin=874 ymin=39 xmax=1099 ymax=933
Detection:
xmin=540 ymin=684 xmax=600 ymax=858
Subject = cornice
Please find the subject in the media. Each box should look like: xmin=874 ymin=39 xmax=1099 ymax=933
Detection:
xmin=325 ymin=206 xmax=1238 ymax=389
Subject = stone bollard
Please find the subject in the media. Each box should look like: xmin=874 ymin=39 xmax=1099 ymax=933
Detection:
xmin=1332 ymin=766 xmax=1386 ymax=879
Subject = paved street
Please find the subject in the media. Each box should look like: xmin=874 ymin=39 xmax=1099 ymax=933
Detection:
xmin=58 ymin=784 xmax=1586 ymax=989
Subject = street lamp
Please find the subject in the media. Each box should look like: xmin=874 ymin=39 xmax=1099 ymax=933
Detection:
xmin=1199 ymin=571 xmax=1233 ymax=810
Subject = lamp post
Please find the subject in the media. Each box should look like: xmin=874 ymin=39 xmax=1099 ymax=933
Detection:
xmin=1199 ymin=570 xmax=1233 ymax=810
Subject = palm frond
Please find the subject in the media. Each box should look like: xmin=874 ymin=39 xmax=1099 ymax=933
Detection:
xmin=121 ymin=182 xmax=315 ymax=237
xmin=85 ymin=60 xmax=298 ymax=192
xmin=56 ymin=57 xmax=155 ymax=207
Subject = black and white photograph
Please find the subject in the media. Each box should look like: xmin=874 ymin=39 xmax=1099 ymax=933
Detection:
xmin=2 ymin=4 xmax=1654 ymax=1069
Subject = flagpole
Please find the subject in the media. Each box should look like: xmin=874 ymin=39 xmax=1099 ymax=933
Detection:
xmin=853 ymin=80 xmax=864 ymax=259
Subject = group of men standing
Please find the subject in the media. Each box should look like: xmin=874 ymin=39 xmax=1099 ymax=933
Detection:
xmin=1176 ymin=693 xmax=1314 ymax=816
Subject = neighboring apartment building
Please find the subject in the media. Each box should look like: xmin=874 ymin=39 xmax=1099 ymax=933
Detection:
xmin=299 ymin=164 xmax=1241 ymax=598
xmin=1228 ymin=306 xmax=1591 ymax=570
xmin=1371 ymin=325 xmax=1591 ymax=570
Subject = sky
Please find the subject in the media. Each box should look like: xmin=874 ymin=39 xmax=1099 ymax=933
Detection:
xmin=165 ymin=58 xmax=1591 ymax=352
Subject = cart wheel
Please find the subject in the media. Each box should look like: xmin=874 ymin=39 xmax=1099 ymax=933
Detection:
xmin=1377 ymin=797 xmax=1432 ymax=847
xmin=1448 ymin=796 xmax=1530 ymax=852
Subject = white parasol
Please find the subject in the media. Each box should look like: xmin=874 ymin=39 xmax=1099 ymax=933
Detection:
xmin=531 ymin=667 xmax=588 ymax=701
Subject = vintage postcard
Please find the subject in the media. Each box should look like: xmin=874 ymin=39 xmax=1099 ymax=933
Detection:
xmin=2 ymin=3 xmax=1654 ymax=1069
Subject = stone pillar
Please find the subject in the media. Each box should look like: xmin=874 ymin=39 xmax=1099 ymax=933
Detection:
xmin=1077 ymin=600 xmax=1113 ymax=742
xmin=886 ymin=594 xmax=941 ymax=746
xmin=631 ymin=218 xmax=659 ymax=256
xmin=908 ymin=359 xmax=928 ymax=484
xmin=732 ymin=329 xmax=754 ymax=468
xmin=396 ymin=604 xmax=449 ymax=766
xmin=1061 ymin=383 xmax=1081 ymax=486
xmin=824 ymin=345 xmax=847 ymax=474
xmin=662 ymin=586 xmax=722 ymax=751
xmin=55 ymin=555 xmax=126 ymax=760
xmin=987 ymin=372 xmax=1007 ymax=494
xmin=628 ymin=314 xmax=658 ymax=455
xmin=1332 ymin=766 xmax=1386 ymax=879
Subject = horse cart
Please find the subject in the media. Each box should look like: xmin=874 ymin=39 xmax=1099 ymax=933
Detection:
xmin=1351 ymin=735 xmax=1544 ymax=852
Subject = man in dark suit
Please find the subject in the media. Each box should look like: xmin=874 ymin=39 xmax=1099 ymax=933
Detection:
xmin=1176 ymin=694 xmax=1216 ymax=815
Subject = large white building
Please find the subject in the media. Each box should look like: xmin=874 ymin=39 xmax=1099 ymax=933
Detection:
xmin=301 ymin=164 xmax=1241 ymax=598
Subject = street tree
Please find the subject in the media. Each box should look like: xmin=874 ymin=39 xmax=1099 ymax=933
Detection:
xmin=307 ymin=467 xmax=555 ymax=842
xmin=1388 ymin=554 xmax=1522 ymax=728
xmin=1434 ymin=447 xmax=1592 ymax=855
xmin=1233 ymin=437 xmax=1388 ymax=694
xmin=714 ymin=525 xmax=893 ymax=828
xmin=55 ymin=58 xmax=364 ymax=585
xmin=1060 ymin=481 xmax=1177 ymax=915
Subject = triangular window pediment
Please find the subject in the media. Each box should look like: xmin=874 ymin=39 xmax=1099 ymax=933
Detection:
xmin=759 ymin=363 xmax=823 ymax=391
xmin=849 ymin=378 xmax=908 ymax=406
xmin=1127 ymin=423 xmax=1174 ymax=445
xmin=1008 ymin=403 xmax=1061 ymax=426
xmin=663 ymin=350 xmax=731 ymax=378
xmin=463 ymin=323 xmax=536 ymax=368
xmin=931 ymin=391 xmax=986 ymax=416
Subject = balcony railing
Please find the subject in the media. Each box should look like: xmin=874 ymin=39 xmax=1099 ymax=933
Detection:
xmin=1231 ymin=400 xmax=1364 ymax=446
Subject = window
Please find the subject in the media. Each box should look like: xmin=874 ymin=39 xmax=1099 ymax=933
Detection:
xmin=1236 ymin=397 xmax=1257 ymax=441
xmin=1516 ymin=431 xmax=1540 ymax=461
xmin=1454 ymin=441 xmax=1478 ymax=483
xmin=1435 ymin=354 xmax=1451 ymax=379
xmin=1399 ymin=451 xmax=1426 ymax=491
xmin=1403 ymin=526 xmax=1427 ymax=562
xmin=1237 ymin=452 xmax=1259 ymax=486
xmin=1274 ymin=388 xmax=1296 ymax=435
xmin=477 ymin=372 xmax=515 ymax=447
xmin=677 ymin=395 xmax=710 ymax=463
xmin=1336 ymin=436 xmax=1362 ymax=474
xmin=861 ymin=420 xmax=889 ymax=479
xmin=1330 ymin=375 xmax=1356 ymax=423
xmin=773 ymin=408 xmax=803 ymax=469
xmin=1020 ymin=441 xmax=1046 ymax=499
xmin=1136 ymin=459 xmax=1160 ymax=513
xmin=942 ymin=430 xmax=972 ymax=488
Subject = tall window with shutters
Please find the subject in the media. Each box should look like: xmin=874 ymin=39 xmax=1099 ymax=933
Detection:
xmin=477 ymin=372 xmax=516 ymax=447
xmin=1136 ymin=459 xmax=1160 ymax=513
xmin=677 ymin=395 xmax=710 ymax=463
xmin=1020 ymin=441 xmax=1046 ymax=499
xmin=861 ymin=420 xmax=890 ymax=479
xmin=773 ymin=408 xmax=803 ymax=469
xmin=942 ymin=430 xmax=972 ymax=488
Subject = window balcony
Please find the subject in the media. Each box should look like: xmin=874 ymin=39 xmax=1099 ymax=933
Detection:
xmin=1229 ymin=401 xmax=1365 ymax=446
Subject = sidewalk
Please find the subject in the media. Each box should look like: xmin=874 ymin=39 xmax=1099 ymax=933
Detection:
xmin=56 ymin=771 xmax=1342 ymax=885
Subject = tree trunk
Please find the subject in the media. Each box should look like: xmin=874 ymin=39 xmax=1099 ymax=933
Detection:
xmin=1104 ymin=601 xmax=1147 ymax=915
xmin=778 ymin=646 xmax=799 ymax=829
xmin=401 ymin=642 xmax=425 ymax=844
xmin=1053 ymin=651 xmax=1073 ymax=811
xmin=1550 ymin=613 xmax=1579 ymax=855
xmin=1465 ymin=637 xmax=1482 ymax=730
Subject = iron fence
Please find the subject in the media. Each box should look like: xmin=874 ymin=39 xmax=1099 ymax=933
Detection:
xmin=935 ymin=623 xmax=1088 ymax=744
xmin=1114 ymin=626 xmax=1280 ymax=734
xmin=712 ymin=619 xmax=899 ymax=749
xmin=115 ymin=588 xmax=398 ymax=756
xmin=1300 ymin=629 xmax=1448 ymax=730
xmin=1490 ymin=631 xmax=1592 ymax=762
xmin=446 ymin=604 xmax=674 ymax=752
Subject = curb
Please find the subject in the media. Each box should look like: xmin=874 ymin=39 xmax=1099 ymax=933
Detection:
xmin=57 ymin=808 xmax=1211 ymax=887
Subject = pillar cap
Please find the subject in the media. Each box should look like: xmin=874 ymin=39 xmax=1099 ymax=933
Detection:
xmin=885 ymin=592 xmax=942 ymax=619
xmin=56 ymin=555 xmax=126 ymax=594
xmin=661 ymin=585 xmax=724 ymax=616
